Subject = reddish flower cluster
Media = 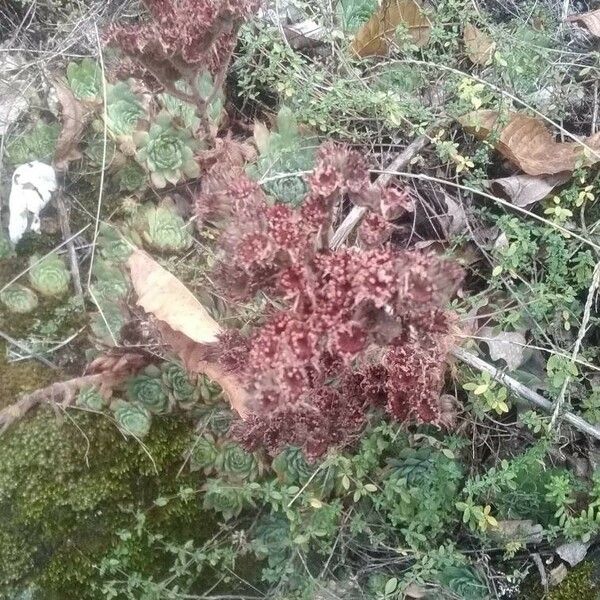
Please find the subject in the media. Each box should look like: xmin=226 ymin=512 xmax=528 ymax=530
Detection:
xmin=198 ymin=143 xmax=463 ymax=459
xmin=108 ymin=0 xmax=261 ymax=80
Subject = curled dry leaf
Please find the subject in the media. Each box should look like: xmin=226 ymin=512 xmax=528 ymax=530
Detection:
xmin=52 ymin=78 xmax=87 ymax=170
xmin=481 ymin=327 xmax=527 ymax=372
xmin=128 ymin=249 xmax=221 ymax=344
xmin=351 ymin=0 xmax=431 ymax=57
xmin=567 ymin=9 xmax=600 ymax=37
xmin=487 ymin=173 xmax=570 ymax=208
xmin=460 ymin=110 xmax=600 ymax=176
xmin=463 ymin=23 xmax=496 ymax=65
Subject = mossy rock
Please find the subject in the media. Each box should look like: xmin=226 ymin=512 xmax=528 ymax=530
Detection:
xmin=522 ymin=561 xmax=600 ymax=599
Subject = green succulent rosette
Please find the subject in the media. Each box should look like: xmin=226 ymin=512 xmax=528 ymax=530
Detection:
xmin=76 ymin=385 xmax=106 ymax=411
xmin=67 ymin=58 xmax=102 ymax=100
xmin=135 ymin=113 xmax=200 ymax=188
xmin=197 ymin=404 xmax=234 ymax=436
xmin=272 ymin=446 xmax=335 ymax=497
xmin=5 ymin=121 xmax=60 ymax=165
xmin=115 ymin=162 xmax=147 ymax=192
xmin=436 ymin=566 xmax=488 ymax=600
xmin=202 ymin=478 xmax=249 ymax=521
xmin=84 ymin=134 xmax=118 ymax=170
xmin=127 ymin=365 xmax=170 ymax=414
xmin=142 ymin=201 xmax=193 ymax=253
xmin=90 ymin=303 xmax=126 ymax=347
xmin=162 ymin=363 xmax=199 ymax=408
xmin=90 ymin=260 xmax=129 ymax=304
xmin=217 ymin=442 xmax=261 ymax=482
xmin=0 ymin=284 xmax=38 ymax=314
xmin=198 ymin=374 xmax=223 ymax=405
xmin=105 ymin=82 xmax=145 ymax=137
xmin=97 ymin=224 xmax=135 ymax=264
xmin=28 ymin=254 xmax=70 ymax=297
xmin=386 ymin=447 xmax=437 ymax=488
xmin=249 ymin=106 xmax=316 ymax=207
xmin=112 ymin=399 xmax=152 ymax=438
xmin=189 ymin=433 xmax=219 ymax=474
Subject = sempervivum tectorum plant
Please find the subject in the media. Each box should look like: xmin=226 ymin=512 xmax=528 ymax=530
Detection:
xmin=162 ymin=363 xmax=199 ymax=408
xmin=141 ymin=200 xmax=193 ymax=253
xmin=105 ymin=82 xmax=145 ymax=137
xmin=0 ymin=284 xmax=38 ymax=314
xmin=67 ymin=58 xmax=102 ymax=101
xmin=115 ymin=162 xmax=147 ymax=192
xmin=189 ymin=433 xmax=219 ymax=474
xmin=135 ymin=112 xmax=200 ymax=188
xmin=90 ymin=260 xmax=129 ymax=304
xmin=127 ymin=365 xmax=171 ymax=414
xmin=202 ymin=478 xmax=249 ymax=521
xmin=76 ymin=385 xmax=107 ymax=411
xmin=216 ymin=442 xmax=262 ymax=482
xmin=112 ymin=399 xmax=152 ymax=437
xmin=28 ymin=254 xmax=71 ymax=297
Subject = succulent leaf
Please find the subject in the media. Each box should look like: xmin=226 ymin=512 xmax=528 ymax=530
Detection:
xmin=112 ymin=399 xmax=152 ymax=438
xmin=127 ymin=366 xmax=170 ymax=414
xmin=189 ymin=433 xmax=219 ymax=474
xmin=28 ymin=254 xmax=70 ymax=297
xmin=162 ymin=363 xmax=199 ymax=408
xmin=76 ymin=385 xmax=106 ymax=410
xmin=115 ymin=162 xmax=147 ymax=192
xmin=5 ymin=122 xmax=60 ymax=165
xmin=84 ymin=134 xmax=118 ymax=169
xmin=66 ymin=58 xmax=102 ymax=100
xmin=135 ymin=113 xmax=199 ymax=188
xmin=217 ymin=442 xmax=261 ymax=482
xmin=0 ymin=284 xmax=38 ymax=314
xmin=105 ymin=82 xmax=145 ymax=136
xmin=141 ymin=201 xmax=193 ymax=253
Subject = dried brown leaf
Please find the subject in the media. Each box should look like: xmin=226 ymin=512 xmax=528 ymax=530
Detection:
xmin=460 ymin=110 xmax=600 ymax=175
xmin=463 ymin=23 xmax=496 ymax=65
xmin=487 ymin=173 xmax=570 ymax=208
xmin=52 ymin=78 xmax=86 ymax=170
xmin=567 ymin=8 xmax=600 ymax=37
xmin=481 ymin=327 xmax=527 ymax=371
xmin=351 ymin=0 xmax=431 ymax=57
xmin=128 ymin=250 xmax=222 ymax=344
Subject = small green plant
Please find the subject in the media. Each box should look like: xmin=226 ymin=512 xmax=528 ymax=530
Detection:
xmin=217 ymin=442 xmax=262 ymax=482
xmin=134 ymin=112 xmax=200 ymax=188
xmin=127 ymin=365 xmax=171 ymax=415
xmin=141 ymin=200 xmax=193 ymax=253
xmin=5 ymin=122 xmax=60 ymax=165
xmin=202 ymin=478 xmax=254 ymax=521
xmin=190 ymin=434 xmax=220 ymax=474
xmin=463 ymin=371 xmax=510 ymax=416
xmin=115 ymin=162 xmax=147 ymax=192
xmin=90 ymin=303 xmax=127 ymax=347
xmin=90 ymin=260 xmax=129 ymax=304
xmin=76 ymin=386 xmax=106 ymax=411
xmin=161 ymin=363 xmax=199 ymax=408
xmin=28 ymin=254 xmax=70 ymax=297
xmin=66 ymin=58 xmax=102 ymax=100
xmin=112 ymin=400 xmax=153 ymax=438
xmin=105 ymin=82 xmax=145 ymax=137
xmin=0 ymin=284 xmax=38 ymax=314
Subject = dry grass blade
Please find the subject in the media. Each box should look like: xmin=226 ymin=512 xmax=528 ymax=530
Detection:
xmin=128 ymin=250 xmax=222 ymax=344
xmin=351 ymin=0 xmax=431 ymax=57
xmin=463 ymin=23 xmax=495 ymax=65
xmin=460 ymin=110 xmax=600 ymax=175
xmin=52 ymin=78 xmax=87 ymax=170
xmin=566 ymin=9 xmax=600 ymax=37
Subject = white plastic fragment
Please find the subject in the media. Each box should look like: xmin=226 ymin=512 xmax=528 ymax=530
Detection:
xmin=8 ymin=161 xmax=57 ymax=243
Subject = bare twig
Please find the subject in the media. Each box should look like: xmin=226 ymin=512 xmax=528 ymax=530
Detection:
xmin=55 ymin=189 xmax=84 ymax=299
xmin=0 ymin=330 xmax=58 ymax=369
xmin=330 ymin=133 xmax=432 ymax=249
xmin=453 ymin=347 xmax=600 ymax=442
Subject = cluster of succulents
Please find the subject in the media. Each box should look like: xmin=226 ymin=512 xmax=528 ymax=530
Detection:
xmin=66 ymin=58 xmax=102 ymax=101
xmin=76 ymin=386 xmax=107 ymax=411
xmin=105 ymin=82 xmax=145 ymax=137
xmin=162 ymin=362 xmax=199 ymax=408
xmin=0 ymin=284 xmax=38 ymax=314
xmin=134 ymin=112 xmax=200 ymax=188
xmin=28 ymin=254 xmax=70 ymax=297
xmin=248 ymin=106 xmax=317 ymax=206
xmin=140 ymin=200 xmax=193 ymax=253
xmin=5 ymin=121 xmax=60 ymax=165
xmin=158 ymin=72 xmax=223 ymax=133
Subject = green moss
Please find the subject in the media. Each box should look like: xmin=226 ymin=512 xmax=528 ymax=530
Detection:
xmin=0 ymin=408 xmax=209 ymax=599
xmin=522 ymin=562 xmax=599 ymax=599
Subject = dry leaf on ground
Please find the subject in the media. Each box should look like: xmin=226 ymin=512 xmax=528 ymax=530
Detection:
xmin=487 ymin=173 xmax=570 ymax=208
xmin=52 ymin=78 xmax=87 ymax=170
xmin=128 ymin=249 xmax=222 ymax=344
xmin=567 ymin=9 xmax=600 ymax=37
xmin=351 ymin=0 xmax=431 ymax=57
xmin=463 ymin=23 xmax=496 ymax=65
xmin=460 ymin=110 xmax=600 ymax=175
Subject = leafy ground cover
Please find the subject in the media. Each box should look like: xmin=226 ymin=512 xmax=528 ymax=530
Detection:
xmin=1 ymin=0 xmax=600 ymax=598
